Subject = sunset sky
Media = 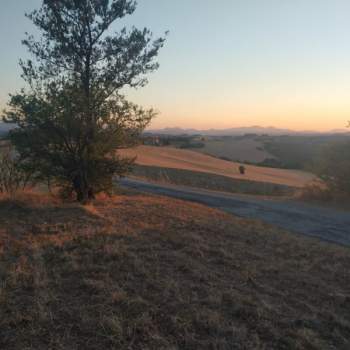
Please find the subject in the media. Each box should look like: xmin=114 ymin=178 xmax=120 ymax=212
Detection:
xmin=1 ymin=0 xmax=350 ymax=131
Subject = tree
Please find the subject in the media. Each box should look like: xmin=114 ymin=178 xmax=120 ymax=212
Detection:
xmin=317 ymin=140 xmax=350 ymax=196
xmin=239 ymin=165 xmax=246 ymax=175
xmin=3 ymin=0 xmax=166 ymax=202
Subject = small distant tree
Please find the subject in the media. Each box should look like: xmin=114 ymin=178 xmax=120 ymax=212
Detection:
xmin=239 ymin=165 xmax=246 ymax=175
xmin=3 ymin=0 xmax=166 ymax=202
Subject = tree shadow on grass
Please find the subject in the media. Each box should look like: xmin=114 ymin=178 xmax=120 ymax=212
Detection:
xmin=0 ymin=195 xmax=105 ymax=241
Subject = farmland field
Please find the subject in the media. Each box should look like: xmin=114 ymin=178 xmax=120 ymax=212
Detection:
xmin=120 ymin=146 xmax=316 ymax=188
xmin=194 ymin=137 xmax=275 ymax=163
xmin=131 ymin=165 xmax=295 ymax=196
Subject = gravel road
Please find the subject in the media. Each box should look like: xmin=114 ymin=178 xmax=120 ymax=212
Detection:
xmin=120 ymin=178 xmax=350 ymax=247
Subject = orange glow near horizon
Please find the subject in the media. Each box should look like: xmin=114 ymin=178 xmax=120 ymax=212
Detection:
xmin=138 ymin=87 xmax=350 ymax=132
xmin=2 ymin=1 xmax=350 ymax=133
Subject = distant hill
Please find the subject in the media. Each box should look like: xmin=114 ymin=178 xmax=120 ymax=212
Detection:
xmin=147 ymin=126 xmax=350 ymax=136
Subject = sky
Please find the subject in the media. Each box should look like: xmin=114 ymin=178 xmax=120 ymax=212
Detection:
xmin=1 ymin=0 xmax=350 ymax=131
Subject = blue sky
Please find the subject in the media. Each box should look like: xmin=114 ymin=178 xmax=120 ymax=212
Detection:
xmin=1 ymin=0 xmax=350 ymax=131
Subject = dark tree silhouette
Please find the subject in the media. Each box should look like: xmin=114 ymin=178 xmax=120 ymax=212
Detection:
xmin=239 ymin=165 xmax=246 ymax=175
xmin=3 ymin=0 xmax=166 ymax=202
xmin=317 ymin=141 xmax=350 ymax=196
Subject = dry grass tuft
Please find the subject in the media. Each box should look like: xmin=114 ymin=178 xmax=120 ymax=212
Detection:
xmin=300 ymin=184 xmax=350 ymax=210
xmin=0 ymin=192 xmax=350 ymax=349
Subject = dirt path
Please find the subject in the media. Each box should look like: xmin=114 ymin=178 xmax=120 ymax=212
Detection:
xmin=121 ymin=178 xmax=350 ymax=247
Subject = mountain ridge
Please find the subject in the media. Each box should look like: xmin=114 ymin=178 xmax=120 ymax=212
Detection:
xmin=1 ymin=123 xmax=349 ymax=137
xmin=146 ymin=126 xmax=349 ymax=136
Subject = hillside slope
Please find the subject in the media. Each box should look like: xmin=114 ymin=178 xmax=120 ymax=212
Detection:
xmin=120 ymin=146 xmax=315 ymax=188
xmin=1 ymin=193 xmax=349 ymax=349
xmin=194 ymin=137 xmax=275 ymax=163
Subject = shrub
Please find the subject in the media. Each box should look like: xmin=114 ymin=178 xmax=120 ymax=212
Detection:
xmin=239 ymin=165 xmax=246 ymax=175
xmin=300 ymin=184 xmax=333 ymax=202
xmin=0 ymin=146 xmax=33 ymax=195
xmin=317 ymin=140 xmax=350 ymax=196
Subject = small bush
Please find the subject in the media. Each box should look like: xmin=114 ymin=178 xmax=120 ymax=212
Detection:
xmin=300 ymin=183 xmax=350 ymax=209
xmin=316 ymin=140 xmax=350 ymax=196
xmin=0 ymin=145 xmax=33 ymax=195
xmin=239 ymin=165 xmax=246 ymax=175
xmin=300 ymin=184 xmax=333 ymax=202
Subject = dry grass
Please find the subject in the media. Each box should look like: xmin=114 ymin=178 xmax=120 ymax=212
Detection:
xmin=0 ymin=192 xmax=350 ymax=349
xmin=132 ymin=164 xmax=295 ymax=196
xmin=196 ymin=137 xmax=275 ymax=163
xmin=120 ymin=146 xmax=316 ymax=188
xmin=299 ymin=184 xmax=350 ymax=211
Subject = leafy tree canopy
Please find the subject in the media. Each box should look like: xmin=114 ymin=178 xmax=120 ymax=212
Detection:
xmin=3 ymin=0 xmax=166 ymax=202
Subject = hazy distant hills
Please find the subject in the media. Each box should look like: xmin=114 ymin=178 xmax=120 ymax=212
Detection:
xmin=147 ymin=126 xmax=350 ymax=136
xmin=1 ymin=122 xmax=349 ymax=137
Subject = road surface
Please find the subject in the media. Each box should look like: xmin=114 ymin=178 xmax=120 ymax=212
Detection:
xmin=120 ymin=178 xmax=350 ymax=247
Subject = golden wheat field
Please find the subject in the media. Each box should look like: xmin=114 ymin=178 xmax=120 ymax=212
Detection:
xmin=120 ymin=146 xmax=316 ymax=188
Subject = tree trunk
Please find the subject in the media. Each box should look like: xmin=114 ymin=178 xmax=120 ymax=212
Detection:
xmin=88 ymin=187 xmax=95 ymax=200
xmin=73 ymin=173 xmax=90 ymax=203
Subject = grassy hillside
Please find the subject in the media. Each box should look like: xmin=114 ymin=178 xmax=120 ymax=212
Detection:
xmin=132 ymin=165 xmax=295 ymax=196
xmin=261 ymin=134 xmax=350 ymax=170
xmin=146 ymin=134 xmax=350 ymax=171
xmin=191 ymin=136 xmax=275 ymax=163
xmin=1 ymin=192 xmax=350 ymax=349
xmin=120 ymin=146 xmax=316 ymax=188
